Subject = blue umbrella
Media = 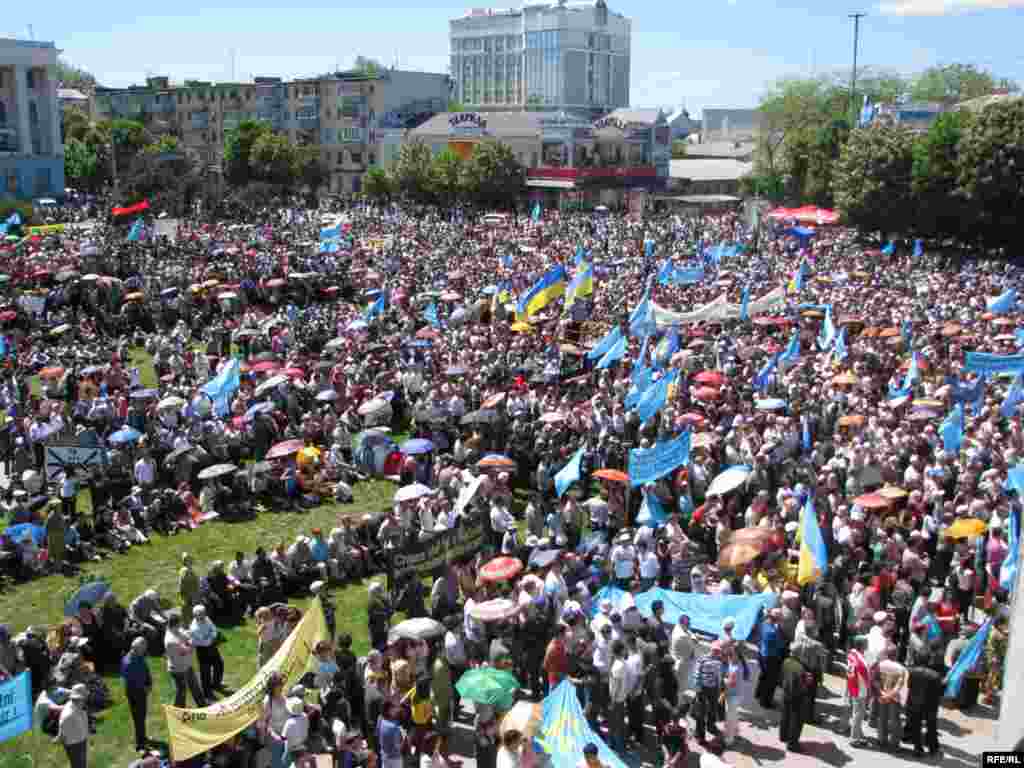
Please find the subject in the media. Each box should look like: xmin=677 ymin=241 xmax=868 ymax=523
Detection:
xmin=755 ymin=398 xmax=787 ymax=411
xmin=4 ymin=523 xmax=45 ymax=547
xmin=109 ymin=427 xmax=142 ymax=445
xmin=401 ymin=438 xmax=434 ymax=455
xmin=130 ymin=388 xmax=159 ymax=400
xmin=245 ymin=402 xmax=276 ymax=420
xmin=161 ymin=287 xmax=179 ymax=297
xmin=407 ymin=340 xmax=433 ymax=348
xmin=347 ymin=319 xmax=368 ymax=332
xmin=529 ymin=548 xmax=562 ymax=569
xmin=316 ymin=390 xmax=339 ymax=402
xmin=64 ymin=580 xmax=111 ymax=617
xmin=446 ymin=366 xmax=467 ymax=377
xmin=481 ymin=285 xmax=498 ymax=295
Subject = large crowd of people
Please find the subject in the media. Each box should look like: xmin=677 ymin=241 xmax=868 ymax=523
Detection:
xmin=0 ymin=194 xmax=1014 ymax=768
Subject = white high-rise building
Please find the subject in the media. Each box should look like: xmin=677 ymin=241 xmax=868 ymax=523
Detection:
xmin=449 ymin=0 xmax=630 ymax=116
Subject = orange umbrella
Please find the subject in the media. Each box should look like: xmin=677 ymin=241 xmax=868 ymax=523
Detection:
xmin=718 ymin=542 xmax=762 ymax=569
xmin=478 ymin=455 xmax=517 ymax=470
xmin=853 ymin=493 xmax=891 ymax=509
xmin=594 ymin=468 xmax=629 ymax=483
xmin=39 ymin=366 xmax=65 ymax=380
xmin=833 ymin=372 xmax=858 ymax=385
xmin=941 ymin=323 xmax=962 ymax=338
xmin=879 ymin=486 xmax=908 ymax=500
xmin=879 ymin=327 xmax=900 ymax=338
xmin=727 ymin=527 xmax=785 ymax=551
xmin=838 ymin=414 xmax=865 ymax=427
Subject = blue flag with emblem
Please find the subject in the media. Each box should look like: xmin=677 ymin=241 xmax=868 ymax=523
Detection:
xmin=555 ymin=447 xmax=585 ymax=498
xmin=802 ymin=416 xmax=812 ymax=455
xmin=574 ymin=245 xmax=589 ymax=267
xmin=644 ymin=238 xmax=656 ymax=261
xmin=595 ymin=334 xmax=626 ymax=369
xmin=833 ymin=327 xmax=849 ymax=363
xmin=625 ymin=365 xmax=654 ymax=408
xmin=753 ymin=352 xmax=780 ymax=392
xmin=655 ymin=327 xmax=680 ymax=369
xmin=881 ymin=241 xmax=895 ymax=256
xmin=1000 ymin=498 xmax=1020 ymax=593
xmin=587 ymin=325 xmax=622 ymax=361
xmin=944 ymin=618 xmax=992 ymax=697
xmin=365 ymin=293 xmax=385 ymax=320
xmin=629 ymin=296 xmax=655 ymax=339
xmin=739 ymin=285 xmax=751 ymax=322
xmin=817 ymin=306 xmax=836 ymax=351
xmin=500 ymin=251 xmax=513 ymax=269
xmin=1002 ymin=373 xmax=1024 ymax=418
xmin=987 ymin=288 xmax=1018 ymax=315
xmin=424 ymin=302 xmax=440 ymax=328
xmin=940 ymin=403 xmax=964 ymax=454
xmin=6 ymin=212 xmax=21 ymax=227
xmin=201 ymin=357 xmax=241 ymax=418
xmin=636 ymin=370 xmax=678 ymax=425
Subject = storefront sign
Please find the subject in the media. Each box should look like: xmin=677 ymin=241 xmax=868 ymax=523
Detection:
xmin=594 ymin=116 xmax=628 ymax=131
xmin=448 ymin=113 xmax=488 ymax=137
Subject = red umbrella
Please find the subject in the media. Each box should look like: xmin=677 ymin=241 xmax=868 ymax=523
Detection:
xmin=249 ymin=361 xmax=280 ymax=373
xmin=267 ymin=439 xmax=305 ymax=459
xmin=853 ymin=493 xmax=891 ymax=510
xmin=694 ymin=386 xmax=722 ymax=401
xmin=478 ymin=455 xmax=517 ymax=470
xmin=694 ymin=371 xmax=725 ymax=386
xmin=416 ymin=327 xmax=441 ymax=340
xmin=39 ymin=366 xmax=65 ymax=380
xmin=0 ymin=310 xmax=16 ymax=322
xmin=266 ymin=277 xmax=286 ymax=288
xmin=679 ymin=412 xmax=707 ymax=426
xmin=283 ymin=367 xmax=305 ymax=379
xmin=593 ymin=468 xmax=629 ymax=483
xmin=479 ymin=556 xmax=524 ymax=583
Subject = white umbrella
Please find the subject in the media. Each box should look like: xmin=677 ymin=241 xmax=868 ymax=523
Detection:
xmin=158 ymin=396 xmax=186 ymax=410
xmin=388 ymin=617 xmax=445 ymax=643
xmin=395 ymin=483 xmax=434 ymax=503
xmin=254 ymin=374 xmax=289 ymax=398
xmin=325 ymin=337 xmax=347 ymax=352
xmin=357 ymin=397 xmax=389 ymax=416
xmin=707 ymin=466 xmax=751 ymax=497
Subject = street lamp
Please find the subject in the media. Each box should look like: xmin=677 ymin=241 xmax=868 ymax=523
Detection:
xmin=848 ymin=13 xmax=866 ymax=124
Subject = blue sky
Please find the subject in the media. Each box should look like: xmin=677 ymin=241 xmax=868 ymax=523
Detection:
xmin=10 ymin=0 xmax=1024 ymax=115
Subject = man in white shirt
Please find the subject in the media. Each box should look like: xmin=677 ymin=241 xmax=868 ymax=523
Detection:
xmin=57 ymin=684 xmax=90 ymax=768
xmin=637 ymin=541 xmax=660 ymax=590
xmin=671 ymin=614 xmax=696 ymax=706
xmin=608 ymin=642 xmax=629 ymax=752
xmin=624 ymin=635 xmax=647 ymax=744
xmin=610 ymin=535 xmax=635 ymax=588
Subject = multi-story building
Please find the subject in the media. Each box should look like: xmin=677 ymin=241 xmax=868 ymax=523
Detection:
xmin=0 ymin=38 xmax=65 ymax=199
xmin=449 ymin=0 xmax=630 ymax=117
xmin=94 ymin=68 xmax=450 ymax=194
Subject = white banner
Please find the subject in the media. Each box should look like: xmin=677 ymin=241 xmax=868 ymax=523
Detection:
xmin=651 ymin=286 xmax=785 ymax=326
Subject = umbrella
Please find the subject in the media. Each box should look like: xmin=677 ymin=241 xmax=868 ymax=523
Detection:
xmin=755 ymin=398 xmax=787 ymax=411
xmin=718 ymin=542 xmax=762 ymax=569
xmin=879 ymin=486 xmax=908 ymax=500
xmin=254 ymin=374 xmax=289 ymax=397
xmin=468 ymin=598 xmax=521 ymax=623
xmin=510 ymin=322 xmax=534 ymax=333
xmin=249 ymin=361 xmax=281 ymax=373
xmin=446 ymin=366 xmax=468 ymax=377
xmin=913 ymin=398 xmax=944 ymax=409
xmin=395 ymin=483 xmax=434 ymax=503
xmin=357 ymin=398 xmax=390 ymax=416
xmin=707 ymin=466 xmax=751 ymax=497
xmin=479 ymin=556 xmax=524 ymax=583
xmin=455 ymin=667 xmax=520 ymax=710
xmin=838 ymin=414 xmax=866 ymax=427
xmin=267 ymin=439 xmax=304 ymax=459
xmin=245 ymin=402 xmax=276 ymax=420
xmin=593 ymin=468 xmax=629 ymax=483
xmin=679 ymin=412 xmax=706 ymax=427
xmin=461 ymin=410 xmax=501 ymax=426
xmin=130 ymin=388 xmax=159 ymax=400
xmin=39 ymin=366 xmax=65 ymax=380
xmin=907 ymin=409 xmax=940 ymax=422
xmin=482 ymin=392 xmax=507 ymax=409
xmin=500 ymin=701 xmax=543 ymax=738
xmin=197 ymin=463 xmax=238 ymax=480
xmin=853 ymin=493 xmax=891 ymax=510
xmin=416 ymin=327 xmax=441 ymax=341
xmin=49 ymin=324 xmax=72 ymax=337
xmin=538 ymin=412 xmax=565 ymax=424
xmin=727 ymin=527 xmax=786 ymax=551
xmin=833 ymin=372 xmax=858 ymax=385
xmin=879 ymin=327 xmax=900 ymax=338
xmin=325 ymin=337 xmax=348 ymax=352
xmin=315 ymin=390 xmax=339 ymax=402
xmin=108 ymin=427 xmax=142 ymax=445
xmin=55 ymin=270 xmax=79 ymax=283
xmin=64 ymin=580 xmax=111 ymax=618
xmin=694 ymin=386 xmax=721 ymax=401
xmin=347 ymin=319 xmax=368 ymax=332
xmin=400 ymin=438 xmax=434 ymax=455
xmin=81 ymin=365 xmax=105 ymax=376
xmin=0 ymin=310 xmax=16 ymax=322
xmin=158 ymin=396 xmax=186 ymax=410
xmin=478 ymin=454 xmax=517 ymax=470
xmin=388 ymin=617 xmax=445 ymax=643
xmin=694 ymin=371 xmax=725 ymax=386
xmin=945 ymin=518 xmax=987 ymax=539
xmin=528 ymin=548 xmax=561 ymax=569
xmin=165 ymin=445 xmax=194 ymax=465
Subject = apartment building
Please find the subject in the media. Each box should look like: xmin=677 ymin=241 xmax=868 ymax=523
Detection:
xmin=0 ymin=38 xmax=65 ymax=199
xmin=94 ymin=68 xmax=450 ymax=194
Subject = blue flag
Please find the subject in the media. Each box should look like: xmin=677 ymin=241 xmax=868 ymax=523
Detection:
xmin=636 ymin=370 xmax=678 ymax=425
xmin=319 ymin=241 xmax=340 ymax=254
xmin=587 ymin=326 xmax=623 ymax=361
xmin=574 ymin=245 xmax=589 ymax=267
xmin=987 ymin=288 xmax=1018 ymax=315
xmin=834 ymin=326 xmax=849 ymax=362
xmin=644 ymin=238 xmax=656 ymax=261
xmin=596 ymin=335 xmax=626 ymax=369
xmin=739 ymin=285 xmax=751 ymax=322
xmin=625 ymin=365 xmax=654 ymax=408
xmin=817 ymin=306 xmax=836 ymax=351
xmin=537 ymin=681 xmax=629 ymax=768
xmin=555 ymin=447 xmax=585 ymax=498
xmin=531 ymin=202 xmax=542 ymax=222
xmin=127 ymin=218 xmax=145 ymax=242
xmin=778 ymin=331 xmax=800 ymax=363
xmin=913 ymin=239 xmax=923 ymax=257
xmin=365 ymin=293 xmax=385 ymax=320
xmin=629 ymin=297 xmax=655 ymax=339
xmin=655 ymin=327 xmax=680 ymax=369
xmin=753 ymin=352 xmax=780 ymax=391
xmin=1002 ymin=373 xmax=1024 ymax=418
xmin=628 ymin=430 xmax=691 ymax=487
xmin=320 ymin=224 xmax=341 ymax=240
xmin=881 ymin=241 xmax=895 ymax=256
xmin=636 ymin=491 xmax=668 ymax=527
xmin=424 ymin=302 xmax=440 ymax=328
xmin=201 ymin=357 xmax=241 ymax=418
xmin=859 ymin=94 xmax=874 ymax=127
xmin=6 ymin=212 xmax=21 ymax=227
xmin=1000 ymin=504 xmax=1020 ymax=593
xmin=945 ymin=618 xmax=992 ymax=697
xmin=901 ymin=319 xmax=913 ymax=349
xmin=940 ymin=403 xmax=964 ymax=454
xmin=802 ymin=417 xmax=812 ymax=455
xmin=798 ymin=496 xmax=828 ymax=585
xmin=500 ymin=252 xmax=513 ymax=268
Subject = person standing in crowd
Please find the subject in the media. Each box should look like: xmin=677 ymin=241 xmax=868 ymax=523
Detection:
xmin=608 ymin=641 xmax=629 ymax=752
xmin=56 ymin=683 xmax=90 ymax=768
xmin=670 ymin=614 xmax=696 ymax=709
xmin=905 ymin=655 xmax=943 ymax=758
xmin=755 ymin=608 xmax=784 ymax=709
xmin=876 ymin=644 xmax=908 ymax=752
xmin=692 ymin=641 xmax=724 ymax=743
xmin=189 ymin=605 xmax=225 ymax=702
xmin=378 ymin=699 xmax=406 ymax=768
xmin=120 ymin=637 xmax=152 ymax=754
xmin=164 ymin=612 xmax=206 ymax=708
xmin=178 ymin=553 xmax=200 ymax=625
xmin=779 ymin=650 xmax=811 ymax=753
xmin=844 ymin=636 xmax=871 ymax=748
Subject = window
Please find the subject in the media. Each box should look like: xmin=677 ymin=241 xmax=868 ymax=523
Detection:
xmin=369 ymin=152 xmax=376 ymax=165
xmin=178 ymin=92 xmax=183 ymax=104
xmin=26 ymin=70 xmax=35 ymax=89
xmin=0 ymin=102 xmax=5 ymax=126
xmin=351 ymin=152 xmax=362 ymax=164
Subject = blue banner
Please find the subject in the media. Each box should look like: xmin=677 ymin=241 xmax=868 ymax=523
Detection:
xmin=624 ymin=365 xmax=653 ymax=408
xmin=0 ymin=671 xmax=32 ymax=744
xmin=964 ymin=352 xmax=1024 ymax=377
xmin=554 ymin=447 xmax=584 ymax=498
xmin=320 ymin=225 xmax=341 ymax=240
xmin=634 ymin=587 xmax=777 ymax=641
xmin=945 ymin=618 xmax=992 ymax=697
xmin=629 ymin=430 xmax=690 ymax=487
xmin=538 ymin=681 xmax=628 ymax=768
xmin=636 ymin=370 xmax=678 ymax=425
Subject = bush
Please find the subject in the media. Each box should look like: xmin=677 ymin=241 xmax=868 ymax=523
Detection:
xmin=0 ymin=199 xmax=33 ymax=227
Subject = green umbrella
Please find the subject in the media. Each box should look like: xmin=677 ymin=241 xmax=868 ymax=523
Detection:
xmin=455 ymin=667 xmax=520 ymax=710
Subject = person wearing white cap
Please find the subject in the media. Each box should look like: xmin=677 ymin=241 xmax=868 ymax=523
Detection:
xmin=670 ymin=614 xmax=696 ymax=707
xmin=57 ymin=683 xmax=90 ymax=768
xmin=189 ymin=605 xmax=225 ymax=702
xmin=282 ymin=696 xmax=310 ymax=765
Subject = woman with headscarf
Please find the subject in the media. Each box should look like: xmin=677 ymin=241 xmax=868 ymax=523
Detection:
xmin=178 ymin=553 xmax=200 ymax=625
xmin=367 ymin=581 xmax=392 ymax=651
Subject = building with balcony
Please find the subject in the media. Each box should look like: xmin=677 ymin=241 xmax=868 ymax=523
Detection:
xmin=450 ymin=0 xmax=630 ymax=117
xmin=0 ymin=38 xmax=64 ymax=199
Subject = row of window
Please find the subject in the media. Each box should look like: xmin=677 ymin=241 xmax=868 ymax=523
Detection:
xmin=453 ymin=35 xmax=521 ymax=52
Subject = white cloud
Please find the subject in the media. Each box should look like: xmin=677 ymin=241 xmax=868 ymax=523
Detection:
xmin=878 ymin=0 xmax=1024 ymax=16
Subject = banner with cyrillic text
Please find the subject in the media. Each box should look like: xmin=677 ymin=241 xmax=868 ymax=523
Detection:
xmin=0 ymin=670 xmax=32 ymax=744
xmin=628 ymin=430 xmax=690 ymax=487
xmin=964 ymin=352 xmax=1024 ymax=377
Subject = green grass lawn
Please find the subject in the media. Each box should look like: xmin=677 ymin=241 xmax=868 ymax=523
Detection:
xmin=2 ymin=349 xmax=409 ymax=768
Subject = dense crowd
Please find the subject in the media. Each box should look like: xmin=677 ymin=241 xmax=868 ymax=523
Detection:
xmin=0 ymin=197 xmax=1014 ymax=768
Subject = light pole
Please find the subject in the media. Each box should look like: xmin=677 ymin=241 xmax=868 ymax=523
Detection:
xmin=849 ymin=13 xmax=866 ymax=124
xmin=108 ymin=139 xmax=120 ymax=203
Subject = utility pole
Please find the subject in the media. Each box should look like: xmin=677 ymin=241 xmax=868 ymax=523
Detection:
xmin=849 ymin=13 xmax=866 ymax=123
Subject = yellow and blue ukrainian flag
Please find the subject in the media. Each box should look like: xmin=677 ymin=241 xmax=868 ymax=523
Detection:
xmin=517 ymin=265 xmax=567 ymax=320
xmin=563 ymin=262 xmax=594 ymax=315
xmin=797 ymin=496 xmax=828 ymax=585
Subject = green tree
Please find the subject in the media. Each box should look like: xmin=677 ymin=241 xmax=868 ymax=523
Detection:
xmin=431 ymin=149 xmax=466 ymax=204
xmin=61 ymin=105 xmax=91 ymax=143
xmin=142 ymin=134 xmax=183 ymax=157
xmin=464 ymin=139 xmax=523 ymax=209
xmin=352 ymin=56 xmax=382 ymax=76
xmin=392 ymin=139 xmax=435 ymax=202
xmin=122 ymin=148 xmax=202 ymax=216
xmin=64 ymin=137 xmax=99 ymax=189
xmin=223 ymin=119 xmax=272 ymax=187
xmin=447 ymin=101 xmax=466 ymax=113
xmin=250 ymin=131 xmax=297 ymax=187
xmin=909 ymin=64 xmax=1018 ymax=105
xmin=833 ymin=124 xmax=916 ymax=234
xmin=956 ymin=98 xmax=1024 ymax=250
xmin=56 ymin=57 xmax=96 ymax=90
xmin=363 ymin=167 xmax=395 ymax=202
xmin=911 ymin=111 xmax=972 ymax=240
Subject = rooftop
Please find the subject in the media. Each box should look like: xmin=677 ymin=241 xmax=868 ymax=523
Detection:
xmin=670 ymin=158 xmax=752 ymax=182
xmin=57 ymin=88 xmax=89 ymax=101
xmin=410 ymin=111 xmax=544 ymax=137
